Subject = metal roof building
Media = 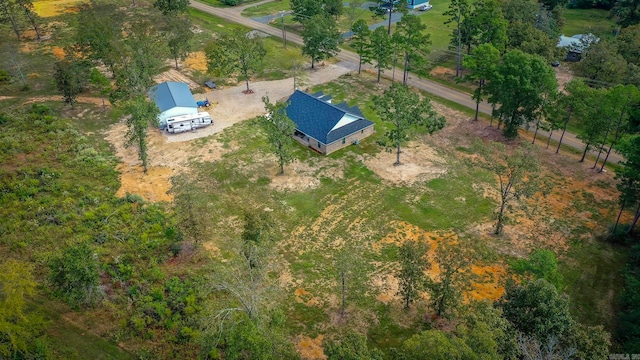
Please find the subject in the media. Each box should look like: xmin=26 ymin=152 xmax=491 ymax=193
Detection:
xmin=149 ymin=82 xmax=198 ymax=129
xmin=286 ymin=90 xmax=374 ymax=155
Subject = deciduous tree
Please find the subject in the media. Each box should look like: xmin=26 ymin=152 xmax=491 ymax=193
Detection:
xmin=474 ymin=140 xmax=545 ymax=235
xmin=428 ymin=236 xmax=478 ymax=318
xmin=394 ymin=14 xmax=431 ymax=85
xmin=301 ymin=14 xmax=342 ymax=69
xmin=575 ymin=40 xmax=627 ymax=87
xmin=53 ymin=56 xmax=91 ymax=107
xmin=397 ymin=240 xmax=430 ymax=309
xmin=351 ymin=19 xmax=372 ymax=74
xmin=206 ymin=29 xmax=266 ymax=92
xmin=444 ymin=0 xmax=470 ymax=76
xmin=486 ymin=50 xmax=557 ymax=139
xmin=614 ymin=135 xmax=640 ymax=234
xmin=369 ymin=26 xmax=393 ymax=82
xmin=611 ymin=0 xmax=640 ymax=27
xmin=260 ymin=97 xmax=297 ymax=175
xmin=324 ymin=331 xmax=384 ymax=360
xmin=463 ymin=43 xmax=499 ymax=121
xmin=373 ymin=83 xmax=445 ymax=165
xmin=166 ymin=16 xmax=194 ymax=70
xmin=122 ymin=95 xmax=160 ymax=173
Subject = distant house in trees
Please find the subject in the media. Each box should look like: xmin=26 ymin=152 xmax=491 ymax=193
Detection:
xmin=557 ymin=34 xmax=599 ymax=62
xmin=149 ymin=82 xmax=199 ymax=129
xmin=285 ymin=90 xmax=374 ymax=155
xmin=407 ymin=0 xmax=431 ymax=8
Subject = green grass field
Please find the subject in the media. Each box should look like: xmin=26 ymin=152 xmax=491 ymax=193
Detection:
xmin=562 ymin=7 xmax=617 ymax=38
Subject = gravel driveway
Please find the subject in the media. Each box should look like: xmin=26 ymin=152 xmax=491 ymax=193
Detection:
xmin=164 ymin=61 xmax=358 ymax=143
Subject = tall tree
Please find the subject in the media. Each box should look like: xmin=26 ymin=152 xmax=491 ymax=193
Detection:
xmin=122 ymin=95 xmax=160 ymax=173
xmin=474 ymin=140 xmax=545 ymax=235
xmin=153 ymin=0 xmax=188 ymax=15
xmin=290 ymin=0 xmax=323 ymax=22
xmin=74 ymin=2 xmax=124 ymax=74
xmin=351 ymin=19 xmax=372 ymax=74
xmin=166 ymin=16 xmax=194 ymax=70
xmin=575 ymin=40 xmax=627 ymax=87
xmin=444 ymin=0 xmax=470 ymax=77
xmin=16 ymin=0 xmax=41 ymax=40
xmin=369 ymin=0 xmax=408 ymax=35
xmin=324 ymin=0 xmax=343 ymax=18
xmin=463 ymin=0 xmax=507 ymax=54
xmin=373 ymin=83 xmax=446 ymax=165
xmin=0 ymin=0 xmax=21 ymax=39
xmin=486 ymin=50 xmax=558 ymax=139
xmin=394 ymin=14 xmax=431 ymax=85
xmin=617 ymin=24 xmax=640 ymax=65
xmin=369 ymin=26 xmax=393 ymax=82
xmin=428 ymin=236 xmax=478 ymax=318
xmin=206 ymin=29 xmax=266 ymax=92
xmin=53 ymin=56 xmax=91 ymax=107
xmin=499 ymin=279 xmax=573 ymax=342
xmin=596 ymin=85 xmax=640 ymax=171
xmin=611 ymin=0 xmax=640 ymax=27
xmin=462 ymin=43 xmax=500 ymax=121
xmin=335 ymin=238 xmax=368 ymax=319
xmin=89 ymin=67 xmax=111 ymax=111
xmin=614 ymin=135 xmax=640 ymax=234
xmin=301 ymin=14 xmax=342 ymax=69
xmin=397 ymin=240 xmax=430 ymax=310
xmin=552 ymin=79 xmax=593 ymax=154
xmin=575 ymin=87 xmax=609 ymax=162
xmin=111 ymin=19 xmax=166 ymax=101
xmin=260 ymin=97 xmax=297 ymax=175
xmin=346 ymin=0 xmax=364 ymax=31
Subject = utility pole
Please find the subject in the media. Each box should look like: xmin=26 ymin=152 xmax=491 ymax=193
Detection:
xmin=281 ymin=12 xmax=287 ymax=48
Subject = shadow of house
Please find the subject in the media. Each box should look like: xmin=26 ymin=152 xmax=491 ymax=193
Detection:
xmin=285 ymin=90 xmax=374 ymax=155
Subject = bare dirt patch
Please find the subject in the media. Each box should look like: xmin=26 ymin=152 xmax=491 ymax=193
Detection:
xmin=153 ymin=68 xmax=200 ymax=90
xmin=295 ymin=335 xmax=326 ymax=360
xmin=184 ymin=51 xmax=208 ymax=72
xmin=103 ymin=122 xmax=229 ymax=202
xmin=372 ymin=221 xmax=507 ymax=303
xmin=364 ymin=142 xmax=447 ymax=185
xmin=555 ymin=65 xmax=574 ymax=93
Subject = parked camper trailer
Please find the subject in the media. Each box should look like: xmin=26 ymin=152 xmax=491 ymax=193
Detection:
xmin=165 ymin=112 xmax=212 ymax=133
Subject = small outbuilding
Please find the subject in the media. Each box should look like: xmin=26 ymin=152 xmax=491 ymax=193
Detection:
xmin=149 ymin=82 xmax=198 ymax=130
xmin=557 ymin=33 xmax=599 ymax=62
xmin=285 ymin=90 xmax=374 ymax=155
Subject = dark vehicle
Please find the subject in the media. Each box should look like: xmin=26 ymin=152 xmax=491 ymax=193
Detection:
xmin=204 ymin=80 xmax=217 ymax=89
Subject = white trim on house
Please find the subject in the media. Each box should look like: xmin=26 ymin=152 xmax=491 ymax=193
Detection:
xmin=330 ymin=113 xmax=360 ymax=132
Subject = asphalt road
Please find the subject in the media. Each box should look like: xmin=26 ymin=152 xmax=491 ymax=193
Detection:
xmin=189 ymin=0 xmax=622 ymax=164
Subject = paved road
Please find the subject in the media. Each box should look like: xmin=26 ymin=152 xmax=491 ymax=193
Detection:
xmin=189 ymin=0 xmax=622 ymax=164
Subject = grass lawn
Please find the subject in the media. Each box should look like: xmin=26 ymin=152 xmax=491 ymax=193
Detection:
xmin=241 ymin=0 xmax=290 ymax=17
xmin=562 ymin=8 xmax=617 ymax=38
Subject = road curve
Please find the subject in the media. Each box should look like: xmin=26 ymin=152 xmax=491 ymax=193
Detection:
xmin=189 ymin=0 xmax=622 ymax=164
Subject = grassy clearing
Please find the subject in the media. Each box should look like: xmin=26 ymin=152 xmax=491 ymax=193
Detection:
xmin=562 ymin=8 xmax=617 ymax=38
xmin=189 ymin=7 xmax=249 ymax=33
xmin=241 ymin=0 xmax=291 ymax=17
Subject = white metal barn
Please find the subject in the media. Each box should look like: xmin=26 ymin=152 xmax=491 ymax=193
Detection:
xmin=149 ymin=82 xmax=198 ymax=130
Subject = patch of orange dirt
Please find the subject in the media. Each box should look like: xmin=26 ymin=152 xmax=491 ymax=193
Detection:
xmin=104 ymin=121 xmax=228 ymax=203
xmin=373 ymin=221 xmax=506 ymax=303
xmin=116 ymin=165 xmax=173 ymax=203
xmin=33 ymin=0 xmax=86 ymax=17
xmin=294 ymin=288 xmax=322 ymax=306
xmin=184 ymin=51 xmax=208 ymax=72
xmin=52 ymin=46 xmax=66 ymax=59
xmin=295 ymin=335 xmax=327 ymax=360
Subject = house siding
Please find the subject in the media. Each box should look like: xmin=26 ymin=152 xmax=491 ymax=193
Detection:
xmin=325 ymin=125 xmax=374 ymax=154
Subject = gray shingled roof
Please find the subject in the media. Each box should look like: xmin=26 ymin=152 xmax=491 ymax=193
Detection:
xmin=149 ymin=82 xmax=197 ymax=112
xmin=286 ymin=90 xmax=374 ymax=145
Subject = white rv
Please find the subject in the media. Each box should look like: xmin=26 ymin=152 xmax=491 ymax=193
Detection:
xmin=165 ymin=112 xmax=213 ymax=133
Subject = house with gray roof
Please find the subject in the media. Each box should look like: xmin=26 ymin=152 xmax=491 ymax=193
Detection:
xmin=149 ymin=82 xmax=198 ymax=129
xmin=557 ymin=33 xmax=599 ymax=62
xmin=285 ymin=90 xmax=375 ymax=155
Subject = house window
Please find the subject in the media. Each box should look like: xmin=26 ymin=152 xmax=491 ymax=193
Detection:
xmin=342 ymin=138 xmax=346 ymax=144
xmin=361 ymin=130 xmax=364 ymax=134
xmin=318 ymin=141 xmax=321 ymax=148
